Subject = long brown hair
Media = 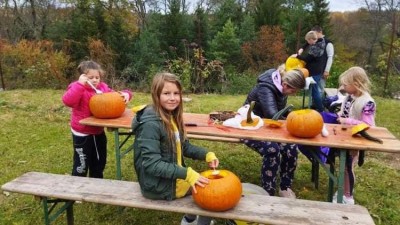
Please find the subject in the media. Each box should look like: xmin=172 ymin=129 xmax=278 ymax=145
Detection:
xmin=151 ymin=72 xmax=186 ymax=144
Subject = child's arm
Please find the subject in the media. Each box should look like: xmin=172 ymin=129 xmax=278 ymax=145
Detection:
xmin=98 ymin=82 xmax=133 ymax=103
xmin=118 ymin=90 xmax=133 ymax=103
xmin=339 ymin=101 xmax=376 ymax=126
xmin=62 ymin=82 xmax=86 ymax=107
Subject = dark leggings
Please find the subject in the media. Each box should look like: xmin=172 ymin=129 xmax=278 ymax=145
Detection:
xmin=71 ymin=132 xmax=107 ymax=178
xmin=243 ymin=140 xmax=298 ymax=196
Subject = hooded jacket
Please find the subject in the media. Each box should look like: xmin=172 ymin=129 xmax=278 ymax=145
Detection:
xmin=62 ymin=81 xmax=132 ymax=135
xmin=131 ymin=105 xmax=207 ymax=200
xmin=244 ymin=69 xmax=288 ymax=119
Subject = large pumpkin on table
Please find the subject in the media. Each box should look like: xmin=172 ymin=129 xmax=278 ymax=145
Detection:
xmin=286 ymin=109 xmax=323 ymax=138
xmin=192 ymin=170 xmax=242 ymax=212
xmin=89 ymin=92 xmax=126 ymax=119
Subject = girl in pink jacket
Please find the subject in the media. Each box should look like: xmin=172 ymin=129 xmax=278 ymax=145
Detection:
xmin=62 ymin=60 xmax=132 ymax=178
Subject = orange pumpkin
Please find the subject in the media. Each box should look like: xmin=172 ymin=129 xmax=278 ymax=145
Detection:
xmin=192 ymin=170 xmax=242 ymax=212
xmin=89 ymin=92 xmax=126 ymax=119
xmin=298 ymin=68 xmax=309 ymax=78
xmin=286 ymin=109 xmax=323 ymax=138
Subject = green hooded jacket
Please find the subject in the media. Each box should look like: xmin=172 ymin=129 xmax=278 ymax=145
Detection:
xmin=131 ymin=105 xmax=208 ymax=200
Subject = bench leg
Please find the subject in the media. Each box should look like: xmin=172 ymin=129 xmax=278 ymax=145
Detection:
xmin=42 ymin=197 xmax=74 ymax=225
xmin=328 ymin=163 xmax=335 ymax=202
xmin=311 ymin=158 xmax=319 ymax=189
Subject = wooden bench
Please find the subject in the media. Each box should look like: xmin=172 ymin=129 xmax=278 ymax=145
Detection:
xmin=1 ymin=172 xmax=375 ymax=225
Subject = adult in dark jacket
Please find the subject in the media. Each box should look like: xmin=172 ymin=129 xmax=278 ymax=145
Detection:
xmin=292 ymin=31 xmax=326 ymax=112
xmin=242 ymin=65 xmax=305 ymax=198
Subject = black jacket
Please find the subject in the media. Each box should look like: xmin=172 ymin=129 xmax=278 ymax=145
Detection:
xmin=244 ymin=69 xmax=288 ymax=119
xmin=297 ymin=38 xmax=326 ymax=75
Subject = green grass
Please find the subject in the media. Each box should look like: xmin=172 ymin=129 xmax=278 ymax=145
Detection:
xmin=1 ymin=89 xmax=399 ymax=225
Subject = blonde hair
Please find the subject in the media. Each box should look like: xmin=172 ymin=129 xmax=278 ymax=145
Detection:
xmin=77 ymin=60 xmax=105 ymax=77
xmin=305 ymin=31 xmax=318 ymax=41
xmin=281 ymin=68 xmax=306 ymax=90
xmin=339 ymin=66 xmax=371 ymax=94
xmin=151 ymin=72 xmax=185 ymax=144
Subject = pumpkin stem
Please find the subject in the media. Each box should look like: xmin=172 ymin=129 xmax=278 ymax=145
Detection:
xmin=246 ymin=101 xmax=256 ymax=123
xmin=272 ymin=104 xmax=293 ymax=120
xmin=359 ymin=130 xmax=383 ymax=144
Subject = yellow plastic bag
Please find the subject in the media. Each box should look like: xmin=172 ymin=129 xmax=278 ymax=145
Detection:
xmin=285 ymin=57 xmax=306 ymax=71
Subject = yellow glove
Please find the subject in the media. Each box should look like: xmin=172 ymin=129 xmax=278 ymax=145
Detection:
xmin=206 ymin=152 xmax=217 ymax=163
xmin=185 ymin=167 xmax=200 ymax=187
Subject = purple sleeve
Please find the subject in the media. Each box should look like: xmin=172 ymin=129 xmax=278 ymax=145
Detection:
xmin=345 ymin=101 xmax=376 ymax=126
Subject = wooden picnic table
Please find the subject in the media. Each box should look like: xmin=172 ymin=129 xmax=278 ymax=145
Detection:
xmin=80 ymin=109 xmax=400 ymax=203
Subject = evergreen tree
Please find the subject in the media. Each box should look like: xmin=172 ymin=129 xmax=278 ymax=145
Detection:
xmin=128 ymin=28 xmax=163 ymax=83
xmin=161 ymin=0 xmax=193 ymax=59
xmin=208 ymin=0 xmax=244 ymax=50
xmin=310 ymin=0 xmax=331 ymax=35
xmin=254 ymin=0 xmax=284 ymax=27
xmin=282 ymin=0 xmax=314 ymax=53
xmin=65 ymin=0 xmax=99 ymax=62
xmin=238 ymin=14 xmax=256 ymax=44
xmin=193 ymin=5 xmax=209 ymax=49
xmin=209 ymin=19 xmax=241 ymax=67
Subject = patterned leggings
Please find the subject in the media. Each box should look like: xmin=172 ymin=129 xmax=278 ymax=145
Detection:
xmin=243 ymin=139 xmax=298 ymax=196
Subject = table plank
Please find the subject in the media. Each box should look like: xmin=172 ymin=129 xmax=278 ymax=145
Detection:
xmin=183 ymin=113 xmax=400 ymax=153
xmin=80 ymin=110 xmax=400 ymax=153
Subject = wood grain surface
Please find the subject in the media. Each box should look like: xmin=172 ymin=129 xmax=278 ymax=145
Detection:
xmin=2 ymin=172 xmax=375 ymax=225
xmin=80 ymin=110 xmax=400 ymax=153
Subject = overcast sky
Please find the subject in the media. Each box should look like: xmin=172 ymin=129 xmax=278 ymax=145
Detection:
xmin=329 ymin=0 xmax=363 ymax=12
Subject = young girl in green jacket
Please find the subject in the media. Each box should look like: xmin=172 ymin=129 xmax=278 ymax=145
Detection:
xmin=132 ymin=72 xmax=219 ymax=225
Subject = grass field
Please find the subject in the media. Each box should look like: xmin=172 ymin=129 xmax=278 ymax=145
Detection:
xmin=1 ymin=89 xmax=399 ymax=225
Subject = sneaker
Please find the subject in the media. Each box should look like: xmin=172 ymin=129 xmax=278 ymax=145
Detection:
xmin=278 ymin=188 xmax=296 ymax=199
xmin=181 ymin=216 xmax=198 ymax=225
xmin=343 ymin=196 xmax=355 ymax=205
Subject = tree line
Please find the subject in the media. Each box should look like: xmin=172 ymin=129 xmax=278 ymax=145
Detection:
xmin=0 ymin=0 xmax=398 ymax=97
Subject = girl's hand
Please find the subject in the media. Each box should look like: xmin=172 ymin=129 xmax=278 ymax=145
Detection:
xmin=290 ymin=53 xmax=298 ymax=58
xmin=337 ymin=117 xmax=346 ymax=124
xmin=78 ymin=74 xmax=88 ymax=85
xmin=191 ymin=175 xmax=209 ymax=194
xmin=118 ymin=91 xmax=130 ymax=103
xmin=208 ymin=158 xmax=219 ymax=170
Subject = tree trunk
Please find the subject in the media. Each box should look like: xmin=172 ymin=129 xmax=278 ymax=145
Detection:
xmin=384 ymin=12 xmax=397 ymax=96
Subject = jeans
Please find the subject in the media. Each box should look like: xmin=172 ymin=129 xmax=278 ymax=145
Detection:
xmin=311 ymin=74 xmax=324 ymax=112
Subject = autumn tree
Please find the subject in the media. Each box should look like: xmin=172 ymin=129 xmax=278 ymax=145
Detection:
xmin=242 ymin=25 xmax=287 ymax=72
